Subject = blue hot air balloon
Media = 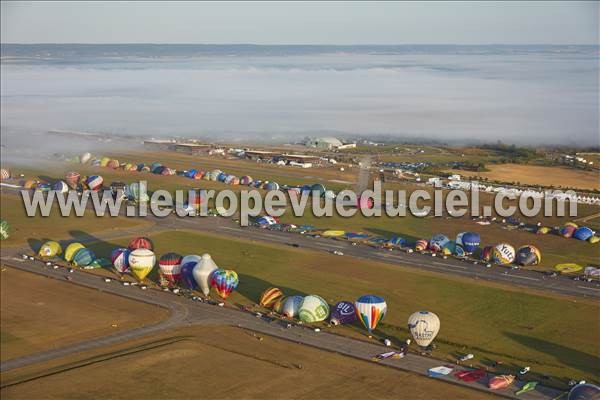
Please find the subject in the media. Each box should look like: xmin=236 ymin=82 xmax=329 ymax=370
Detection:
xmin=573 ymin=226 xmax=593 ymax=241
xmin=180 ymin=255 xmax=200 ymax=289
xmin=456 ymin=232 xmax=481 ymax=254
xmin=330 ymin=301 xmax=357 ymax=326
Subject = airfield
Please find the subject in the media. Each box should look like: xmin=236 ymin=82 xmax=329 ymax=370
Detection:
xmin=1 ymin=143 xmax=599 ymax=399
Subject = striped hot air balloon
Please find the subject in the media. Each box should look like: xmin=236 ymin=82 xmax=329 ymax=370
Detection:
xmin=86 ymin=175 xmax=103 ymax=191
xmin=65 ymin=171 xmax=81 ymax=188
xmin=111 ymin=248 xmax=131 ymax=273
xmin=355 ymin=295 xmax=387 ymax=333
xmin=259 ymin=287 xmax=284 ymax=308
xmin=158 ymin=252 xmax=183 ymax=283
xmin=128 ymin=236 xmax=154 ymax=251
xmin=72 ymin=248 xmax=95 ymax=266
xmin=414 ymin=239 xmax=428 ymax=251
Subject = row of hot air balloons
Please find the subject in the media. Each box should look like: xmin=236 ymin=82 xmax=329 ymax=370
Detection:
xmin=38 ymin=240 xmax=107 ymax=268
xmin=554 ymin=223 xmax=598 ymax=243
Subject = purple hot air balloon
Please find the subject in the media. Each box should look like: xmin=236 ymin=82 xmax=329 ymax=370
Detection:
xmin=180 ymin=255 xmax=200 ymax=290
xmin=330 ymin=301 xmax=357 ymax=326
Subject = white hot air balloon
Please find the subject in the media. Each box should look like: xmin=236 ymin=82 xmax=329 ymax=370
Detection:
xmin=281 ymin=295 xmax=303 ymax=318
xmin=80 ymin=152 xmax=92 ymax=164
xmin=192 ymin=253 xmax=218 ymax=296
xmin=408 ymin=311 xmax=440 ymax=348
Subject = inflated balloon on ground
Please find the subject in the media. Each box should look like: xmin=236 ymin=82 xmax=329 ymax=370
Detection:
xmin=192 ymin=253 xmax=218 ymax=296
xmin=210 ymin=269 xmax=239 ymax=299
xmin=38 ymin=241 xmax=62 ymax=257
xmin=259 ymin=287 xmax=284 ymax=308
xmin=158 ymin=252 xmax=183 ymax=282
xmin=298 ymin=295 xmax=330 ymax=323
xmin=129 ymin=248 xmax=156 ymax=281
xmin=355 ymin=295 xmax=387 ymax=333
xmin=111 ymin=248 xmax=131 ymax=273
xmin=408 ymin=311 xmax=440 ymax=347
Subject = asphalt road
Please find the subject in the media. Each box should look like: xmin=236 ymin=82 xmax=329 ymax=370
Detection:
xmin=0 ymin=257 xmax=564 ymax=400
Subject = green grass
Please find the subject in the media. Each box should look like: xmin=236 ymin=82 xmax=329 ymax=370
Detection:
xmin=82 ymin=229 xmax=599 ymax=388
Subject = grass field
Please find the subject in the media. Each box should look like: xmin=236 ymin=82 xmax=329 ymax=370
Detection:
xmin=0 ymin=325 xmax=491 ymax=400
xmin=0 ymin=267 xmax=169 ymax=361
xmin=76 ymin=230 xmax=599 ymax=387
xmin=452 ymin=164 xmax=600 ymax=191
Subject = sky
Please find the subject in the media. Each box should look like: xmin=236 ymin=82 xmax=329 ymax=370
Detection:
xmin=1 ymin=1 xmax=598 ymax=45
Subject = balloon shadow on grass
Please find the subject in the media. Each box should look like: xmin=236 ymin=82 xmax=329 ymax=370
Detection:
xmin=235 ymin=273 xmax=307 ymax=305
xmin=363 ymin=228 xmax=420 ymax=244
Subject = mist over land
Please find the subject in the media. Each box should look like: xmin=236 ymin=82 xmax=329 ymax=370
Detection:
xmin=1 ymin=44 xmax=598 ymax=147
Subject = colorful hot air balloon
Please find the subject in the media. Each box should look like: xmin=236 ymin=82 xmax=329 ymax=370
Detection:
xmin=100 ymin=157 xmax=110 ymax=167
xmin=240 ymin=176 xmax=253 ymax=185
xmin=298 ymin=295 xmax=330 ymax=323
xmin=72 ymin=248 xmax=95 ymax=266
xmin=180 ymin=255 xmax=200 ymax=289
xmin=192 ymin=253 xmax=218 ymax=296
xmin=492 ymin=243 xmax=516 ymax=265
xmin=480 ymin=245 xmax=494 ymax=262
xmin=573 ymin=227 xmax=594 ymax=241
xmin=560 ymin=223 xmax=578 ymax=238
xmin=111 ymin=248 xmax=131 ymax=273
xmin=408 ymin=311 xmax=440 ymax=348
xmin=86 ymin=175 xmax=103 ymax=191
xmin=429 ymin=234 xmax=450 ymax=252
xmin=456 ymin=232 xmax=481 ymax=254
xmin=128 ymin=248 xmax=156 ymax=281
xmin=158 ymin=252 xmax=183 ymax=282
xmin=128 ymin=236 xmax=154 ymax=251
xmin=281 ymin=295 xmax=303 ymax=318
xmin=65 ymin=171 xmax=81 ymax=188
xmin=38 ymin=241 xmax=62 ymax=257
xmin=515 ymin=245 xmax=542 ymax=266
xmin=330 ymin=301 xmax=357 ymax=326
xmin=260 ymin=287 xmax=284 ymax=308
xmin=355 ymin=295 xmax=387 ymax=333
xmin=0 ymin=219 xmax=11 ymax=241
xmin=64 ymin=242 xmax=85 ymax=262
xmin=52 ymin=180 xmax=69 ymax=193
xmin=210 ymin=269 xmax=239 ymax=299
xmin=107 ymin=159 xmax=120 ymax=169
xmin=414 ymin=239 xmax=428 ymax=251
xmin=1 ymin=168 xmax=11 ymax=180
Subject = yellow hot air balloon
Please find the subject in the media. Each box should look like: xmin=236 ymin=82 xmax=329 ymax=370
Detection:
xmin=128 ymin=248 xmax=156 ymax=281
xmin=38 ymin=241 xmax=62 ymax=257
xmin=64 ymin=242 xmax=85 ymax=262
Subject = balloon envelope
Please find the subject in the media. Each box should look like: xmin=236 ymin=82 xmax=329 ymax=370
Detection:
xmin=298 ymin=295 xmax=330 ymax=323
xmin=210 ymin=269 xmax=239 ymax=299
xmin=429 ymin=234 xmax=450 ymax=252
xmin=259 ymin=287 xmax=284 ymax=308
xmin=515 ymin=245 xmax=541 ymax=266
xmin=330 ymin=301 xmax=357 ymax=326
xmin=180 ymin=255 xmax=201 ymax=289
xmin=492 ymin=243 xmax=516 ymax=264
xmin=408 ymin=311 xmax=440 ymax=347
xmin=192 ymin=253 xmax=218 ymax=296
xmin=573 ymin=227 xmax=594 ymax=241
xmin=414 ymin=239 xmax=428 ymax=251
xmin=38 ymin=241 xmax=62 ymax=257
xmin=128 ymin=249 xmax=155 ymax=281
xmin=0 ymin=219 xmax=11 ymax=241
xmin=128 ymin=236 xmax=154 ymax=251
xmin=456 ymin=232 xmax=481 ymax=254
xmin=355 ymin=295 xmax=387 ymax=333
xmin=72 ymin=248 xmax=95 ymax=266
xmin=281 ymin=295 xmax=303 ymax=318
xmin=567 ymin=383 xmax=600 ymax=400
xmin=111 ymin=248 xmax=131 ymax=273
xmin=158 ymin=252 xmax=183 ymax=282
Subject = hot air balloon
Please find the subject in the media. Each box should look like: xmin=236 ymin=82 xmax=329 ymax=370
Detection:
xmin=192 ymin=253 xmax=218 ymax=296
xmin=128 ymin=248 xmax=155 ymax=281
xmin=355 ymin=295 xmax=387 ymax=333
xmin=72 ymin=248 xmax=95 ymax=266
xmin=408 ymin=311 xmax=440 ymax=348
xmin=281 ymin=295 xmax=303 ymax=318
xmin=272 ymin=296 xmax=288 ymax=314
xmin=264 ymin=181 xmax=280 ymax=191
xmin=111 ymin=248 xmax=131 ymax=273
xmin=414 ymin=239 xmax=428 ymax=251
xmin=259 ymin=287 xmax=284 ymax=308
xmin=100 ymin=157 xmax=110 ymax=167
xmin=0 ymin=219 xmax=11 ymax=241
xmin=567 ymin=383 xmax=600 ymax=400
xmin=573 ymin=227 xmax=594 ymax=241
xmin=429 ymin=234 xmax=450 ymax=252
xmin=52 ymin=180 xmax=69 ymax=193
xmin=210 ymin=269 xmax=239 ymax=299
xmin=65 ymin=171 xmax=81 ymax=188
xmin=107 ymin=159 xmax=120 ymax=169
xmin=488 ymin=375 xmax=515 ymax=390
xmin=480 ymin=245 xmax=494 ymax=262
xmin=330 ymin=301 xmax=357 ymax=326
xmin=158 ymin=252 xmax=183 ymax=283
xmin=128 ymin=236 xmax=154 ymax=251
xmin=38 ymin=241 xmax=62 ymax=257
xmin=240 ymin=176 xmax=253 ymax=185
xmin=91 ymin=159 xmax=101 ymax=167
xmin=180 ymin=255 xmax=200 ymax=289
xmin=492 ymin=243 xmax=516 ymax=265
xmin=127 ymin=182 xmax=150 ymax=203
xmin=80 ymin=152 xmax=92 ymax=164
xmin=64 ymin=242 xmax=85 ymax=262
xmin=298 ymin=295 xmax=330 ymax=323
xmin=456 ymin=232 xmax=481 ymax=254
xmin=1 ymin=168 xmax=11 ymax=180
xmin=560 ymin=223 xmax=578 ymax=238
xmin=311 ymin=183 xmax=326 ymax=197
xmin=86 ymin=175 xmax=103 ymax=191
xmin=515 ymin=245 xmax=541 ymax=266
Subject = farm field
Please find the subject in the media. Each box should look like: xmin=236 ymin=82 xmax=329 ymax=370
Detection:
xmin=0 ymin=325 xmax=491 ymax=400
xmin=451 ymin=164 xmax=600 ymax=191
xmin=0 ymin=267 xmax=169 ymax=361
xmin=73 ymin=229 xmax=599 ymax=387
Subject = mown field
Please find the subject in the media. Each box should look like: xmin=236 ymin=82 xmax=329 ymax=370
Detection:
xmin=0 ymin=267 xmax=168 ymax=361
xmin=0 ymin=325 xmax=491 ymax=400
xmin=453 ymin=164 xmax=600 ymax=191
xmin=71 ymin=229 xmax=599 ymax=387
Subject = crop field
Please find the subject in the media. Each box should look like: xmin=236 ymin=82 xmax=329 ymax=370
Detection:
xmin=0 ymin=193 xmax=151 ymax=247
xmin=0 ymin=267 xmax=168 ymax=361
xmin=0 ymin=325 xmax=491 ymax=400
xmin=75 ymin=230 xmax=599 ymax=387
xmin=453 ymin=164 xmax=600 ymax=191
